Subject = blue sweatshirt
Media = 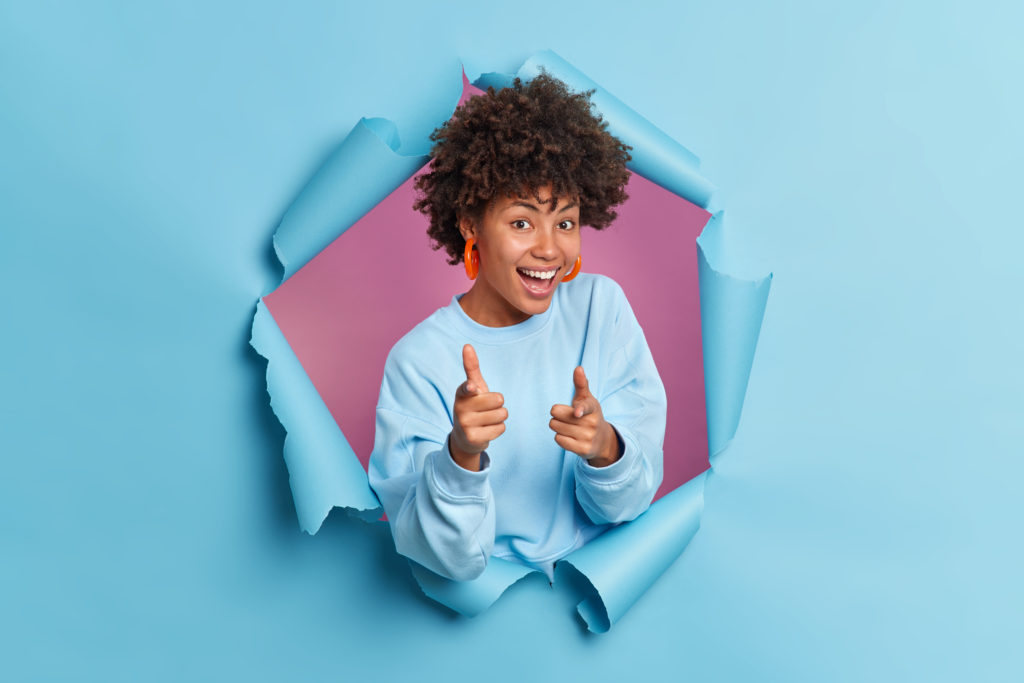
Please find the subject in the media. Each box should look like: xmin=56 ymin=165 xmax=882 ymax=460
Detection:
xmin=368 ymin=273 xmax=666 ymax=581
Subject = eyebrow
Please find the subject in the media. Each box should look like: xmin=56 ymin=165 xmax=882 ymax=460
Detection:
xmin=509 ymin=200 xmax=579 ymax=213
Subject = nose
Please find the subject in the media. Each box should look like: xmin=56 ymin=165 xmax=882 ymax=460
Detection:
xmin=531 ymin=226 xmax=558 ymax=261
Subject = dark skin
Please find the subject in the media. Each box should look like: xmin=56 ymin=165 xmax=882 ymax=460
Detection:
xmin=447 ymin=187 xmax=621 ymax=472
xmin=413 ymin=73 xmax=632 ymax=267
xmin=449 ymin=345 xmax=620 ymax=471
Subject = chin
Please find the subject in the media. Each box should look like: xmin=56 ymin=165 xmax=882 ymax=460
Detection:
xmin=520 ymin=296 xmax=554 ymax=316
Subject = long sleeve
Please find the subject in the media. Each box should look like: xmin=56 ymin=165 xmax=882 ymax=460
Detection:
xmin=367 ymin=274 xmax=665 ymax=579
xmin=574 ymin=282 xmax=666 ymax=524
xmin=368 ymin=370 xmax=496 ymax=582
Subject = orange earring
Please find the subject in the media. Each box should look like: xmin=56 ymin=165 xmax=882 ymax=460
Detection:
xmin=464 ymin=238 xmax=480 ymax=280
xmin=561 ymin=255 xmax=582 ymax=282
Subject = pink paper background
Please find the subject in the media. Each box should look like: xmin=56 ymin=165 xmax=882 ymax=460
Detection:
xmin=264 ymin=167 xmax=711 ymax=500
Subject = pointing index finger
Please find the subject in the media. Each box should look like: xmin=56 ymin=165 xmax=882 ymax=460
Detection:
xmin=573 ymin=366 xmax=591 ymax=397
xmin=462 ymin=344 xmax=489 ymax=394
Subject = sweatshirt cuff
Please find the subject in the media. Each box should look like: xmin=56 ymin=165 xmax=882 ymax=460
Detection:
xmin=575 ymin=425 xmax=639 ymax=486
xmin=429 ymin=439 xmax=491 ymax=500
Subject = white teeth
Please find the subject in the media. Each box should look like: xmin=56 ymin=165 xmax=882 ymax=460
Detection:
xmin=519 ymin=268 xmax=556 ymax=280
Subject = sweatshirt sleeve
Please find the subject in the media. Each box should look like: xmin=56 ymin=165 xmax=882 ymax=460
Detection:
xmin=574 ymin=281 xmax=666 ymax=524
xmin=368 ymin=364 xmax=496 ymax=582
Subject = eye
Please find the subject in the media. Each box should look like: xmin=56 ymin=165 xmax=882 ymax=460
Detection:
xmin=512 ymin=219 xmax=531 ymax=230
xmin=558 ymin=220 xmax=576 ymax=231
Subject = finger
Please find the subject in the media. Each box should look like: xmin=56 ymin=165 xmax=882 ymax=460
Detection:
xmin=462 ymin=406 xmax=509 ymax=427
xmin=465 ymin=423 xmax=506 ymax=444
xmin=457 ymin=380 xmax=479 ymax=398
xmin=462 ymin=344 xmax=489 ymax=393
xmin=551 ymin=402 xmax=595 ymax=421
xmin=550 ymin=404 xmax=576 ymax=421
xmin=572 ymin=398 xmax=595 ymax=419
xmin=553 ymin=433 xmax=586 ymax=457
xmin=548 ymin=418 xmax=590 ymax=441
xmin=463 ymin=392 xmax=504 ymax=411
xmin=572 ymin=366 xmax=591 ymax=399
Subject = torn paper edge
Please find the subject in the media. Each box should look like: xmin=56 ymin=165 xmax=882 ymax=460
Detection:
xmin=251 ymin=300 xmax=381 ymax=532
xmin=698 ymin=213 xmax=774 ymax=459
xmin=251 ymin=109 xmax=437 ymax=530
xmin=548 ymin=213 xmax=772 ymax=632
xmin=249 ymin=69 xmax=481 ymax=531
xmin=478 ymin=49 xmax=715 ymax=208
xmin=555 ymin=472 xmax=707 ymax=632
xmin=410 ymin=557 xmax=536 ymax=618
xmin=248 ymin=52 xmax=771 ymax=629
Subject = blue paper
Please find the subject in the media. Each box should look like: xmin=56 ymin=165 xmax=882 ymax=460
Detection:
xmin=274 ymin=117 xmax=429 ymax=279
xmin=250 ymin=51 xmax=770 ymax=630
xmin=556 ymin=473 xmax=707 ymax=632
xmin=250 ymin=302 xmax=380 ymax=531
xmin=697 ymin=213 xmax=773 ymax=457
xmin=480 ymin=50 xmax=715 ymax=209
xmin=410 ymin=557 xmax=536 ymax=618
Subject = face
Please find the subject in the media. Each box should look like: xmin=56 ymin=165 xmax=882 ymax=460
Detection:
xmin=459 ymin=184 xmax=581 ymax=327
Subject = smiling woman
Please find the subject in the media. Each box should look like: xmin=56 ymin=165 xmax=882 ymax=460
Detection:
xmin=456 ymin=185 xmax=581 ymax=327
xmin=367 ymin=73 xmax=667 ymax=582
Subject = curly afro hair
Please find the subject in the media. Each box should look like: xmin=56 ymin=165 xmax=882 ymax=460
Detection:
xmin=413 ymin=71 xmax=632 ymax=265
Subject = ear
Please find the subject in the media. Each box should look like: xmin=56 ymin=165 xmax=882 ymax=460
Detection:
xmin=458 ymin=215 xmax=476 ymax=242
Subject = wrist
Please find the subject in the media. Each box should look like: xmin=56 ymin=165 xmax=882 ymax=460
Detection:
xmin=587 ymin=423 xmax=622 ymax=468
xmin=448 ymin=433 xmax=482 ymax=472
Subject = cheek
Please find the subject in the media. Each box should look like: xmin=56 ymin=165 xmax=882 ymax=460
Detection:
xmin=561 ymin=234 xmax=581 ymax=257
xmin=479 ymin=244 xmax=517 ymax=279
xmin=488 ymin=243 xmax=525 ymax=269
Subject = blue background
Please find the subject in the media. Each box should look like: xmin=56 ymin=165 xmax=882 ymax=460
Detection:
xmin=3 ymin=1 xmax=1021 ymax=680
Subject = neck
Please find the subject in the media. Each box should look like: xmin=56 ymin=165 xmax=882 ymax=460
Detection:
xmin=458 ymin=282 xmax=531 ymax=327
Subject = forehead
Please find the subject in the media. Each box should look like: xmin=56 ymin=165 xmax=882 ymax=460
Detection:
xmin=489 ymin=185 xmax=580 ymax=213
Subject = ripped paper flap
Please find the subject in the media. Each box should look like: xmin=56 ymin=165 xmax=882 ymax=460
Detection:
xmin=251 ymin=52 xmax=771 ymax=630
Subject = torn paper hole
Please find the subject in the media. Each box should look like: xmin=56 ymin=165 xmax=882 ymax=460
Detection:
xmin=250 ymin=50 xmax=770 ymax=632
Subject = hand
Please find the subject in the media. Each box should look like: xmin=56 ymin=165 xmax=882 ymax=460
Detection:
xmin=549 ymin=366 xmax=620 ymax=467
xmin=450 ymin=344 xmax=507 ymax=471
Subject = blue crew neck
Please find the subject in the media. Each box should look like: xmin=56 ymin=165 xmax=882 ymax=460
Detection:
xmin=445 ymin=289 xmax=559 ymax=344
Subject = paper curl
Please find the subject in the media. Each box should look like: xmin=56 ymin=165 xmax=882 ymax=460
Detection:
xmin=250 ymin=50 xmax=770 ymax=630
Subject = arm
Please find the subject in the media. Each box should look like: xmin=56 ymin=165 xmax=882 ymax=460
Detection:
xmin=573 ymin=287 xmax=667 ymax=525
xmin=368 ymin=407 xmax=496 ymax=582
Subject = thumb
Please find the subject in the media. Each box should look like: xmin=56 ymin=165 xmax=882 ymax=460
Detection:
xmin=462 ymin=344 xmax=489 ymax=394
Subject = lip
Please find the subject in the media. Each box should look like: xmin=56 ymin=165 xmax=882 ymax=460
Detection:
xmin=516 ymin=267 xmax=559 ymax=299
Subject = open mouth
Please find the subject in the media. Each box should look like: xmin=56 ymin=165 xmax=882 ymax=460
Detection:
xmin=516 ymin=266 xmax=559 ymax=297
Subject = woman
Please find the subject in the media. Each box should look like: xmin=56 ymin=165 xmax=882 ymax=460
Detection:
xmin=368 ymin=73 xmax=667 ymax=582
